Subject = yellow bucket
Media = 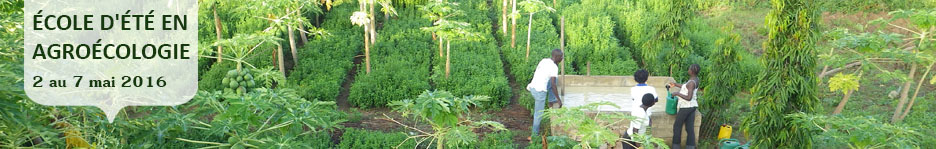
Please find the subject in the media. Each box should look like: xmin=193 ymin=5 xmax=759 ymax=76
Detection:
xmin=718 ymin=124 xmax=732 ymax=140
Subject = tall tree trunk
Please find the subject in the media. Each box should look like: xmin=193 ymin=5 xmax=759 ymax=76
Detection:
xmin=277 ymin=44 xmax=286 ymax=76
xmin=891 ymin=63 xmax=916 ymax=122
xmin=445 ymin=40 xmax=451 ymax=78
xmin=297 ymin=10 xmax=308 ymax=46
xmin=213 ymin=5 xmax=223 ymax=62
xmin=898 ymin=61 xmax=935 ymax=121
xmin=288 ymin=25 xmax=299 ymax=66
xmin=510 ymin=0 xmax=517 ymax=48
xmin=525 ymin=13 xmax=533 ymax=60
xmin=364 ymin=26 xmax=371 ymax=74
xmin=502 ymin=0 xmax=507 ymax=34
xmin=369 ymin=0 xmax=376 ymax=44
xmin=439 ymin=37 xmax=444 ymax=58
xmin=832 ymin=86 xmax=854 ymax=115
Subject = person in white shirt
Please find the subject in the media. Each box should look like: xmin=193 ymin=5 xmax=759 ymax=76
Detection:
xmin=526 ymin=49 xmax=563 ymax=140
xmin=630 ymin=69 xmax=658 ymax=103
xmin=669 ymin=64 xmax=700 ymax=149
xmin=622 ymin=93 xmax=656 ymax=149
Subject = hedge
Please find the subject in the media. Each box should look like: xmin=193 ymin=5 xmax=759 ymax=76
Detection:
xmin=431 ymin=1 xmax=512 ymax=109
xmin=288 ymin=4 xmax=363 ymax=101
xmin=348 ymin=8 xmax=433 ymax=108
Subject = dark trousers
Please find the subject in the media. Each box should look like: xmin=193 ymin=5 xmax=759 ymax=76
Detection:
xmin=672 ymin=107 xmax=697 ymax=147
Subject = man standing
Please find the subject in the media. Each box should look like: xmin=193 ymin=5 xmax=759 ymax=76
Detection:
xmin=527 ymin=49 xmax=563 ymax=140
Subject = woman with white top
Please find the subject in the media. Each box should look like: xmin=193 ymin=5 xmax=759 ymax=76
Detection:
xmin=668 ymin=64 xmax=700 ymax=149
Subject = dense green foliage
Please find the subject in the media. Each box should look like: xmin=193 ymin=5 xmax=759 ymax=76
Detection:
xmin=525 ymin=135 xmax=579 ymax=149
xmin=388 ymin=90 xmax=506 ymax=148
xmin=741 ymin=0 xmax=822 ymax=148
xmin=562 ymin=0 xmax=637 ymax=76
xmin=430 ymin=1 xmax=511 ymax=109
xmin=544 ymin=102 xmax=667 ymax=149
xmin=618 ymin=0 xmax=697 ymax=79
xmin=288 ymin=4 xmax=363 ymax=101
xmin=338 ymin=128 xmax=418 ymax=148
xmin=789 ymin=113 xmax=933 ymax=148
xmin=697 ymin=27 xmax=745 ymax=142
xmin=348 ymin=8 xmax=433 ymax=108
xmin=479 ymin=131 xmax=518 ymax=148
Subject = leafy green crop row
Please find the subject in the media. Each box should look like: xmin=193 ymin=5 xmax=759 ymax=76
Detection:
xmin=288 ymin=4 xmax=363 ymax=101
xmin=348 ymin=8 xmax=433 ymax=108
xmin=431 ymin=0 xmax=512 ymax=109
xmin=338 ymin=128 xmax=418 ymax=149
xmin=562 ymin=0 xmax=638 ymax=76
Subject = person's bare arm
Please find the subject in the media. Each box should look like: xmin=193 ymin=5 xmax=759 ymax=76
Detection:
xmin=673 ymin=81 xmax=696 ymax=101
xmin=549 ymin=77 xmax=562 ymax=105
xmin=669 ymin=82 xmax=683 ymax=88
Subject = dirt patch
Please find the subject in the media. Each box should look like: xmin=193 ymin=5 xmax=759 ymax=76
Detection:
xmin=822 ymin=11 xmax=912 ymax=35
xmin=335 ymin=53 xmax=364 ymax=110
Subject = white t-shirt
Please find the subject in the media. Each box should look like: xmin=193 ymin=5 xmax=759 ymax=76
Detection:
xmin=627 ymin=107 xmax=651 ymax=136
xmin=527 ymin=59 xmax=559 ymax=92
xmin=630 ymin=85 xmax=658 ymax=102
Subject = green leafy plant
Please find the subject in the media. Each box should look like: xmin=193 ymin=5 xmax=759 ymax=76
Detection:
xmin=518 ymin=0 xmax=554 ymax=59
xmin=699 ymin=25 xmax=748 ymax=142
xmin=386 ymin=90 xmax=506 ymax=149
xmin=544 ymin=102 xmax=667 ymax=149
xmin=348 ymin=9 xmax=432 ymax=108
xmin=562 ymin=0 xmax=637 ymax=76
xmin=338 ymin=128 xmax=418 ymax=148
xmin=789 ymin=113 xmax=927 ymax=148
xmin=741 ymin=0 xmax=821 ymax=148
xmin=828 ymin=73 xmax=861 ymax=115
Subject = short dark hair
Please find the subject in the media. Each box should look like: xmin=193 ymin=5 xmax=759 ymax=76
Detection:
xmin=690 ymin=64 xmax=701 ymax=75
xmin=634 ymin=69 xmax=649 ymax=83
xmin=642 ymin=93 xmax=655 ymax=106
xmin=551 ymin=49 xmax=563 ymax=57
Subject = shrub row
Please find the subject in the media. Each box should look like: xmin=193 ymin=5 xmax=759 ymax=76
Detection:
xmin=348 ymin=8 xmax=433 ymax=108
xmin=431 ymin=0 xmax=512 ymax=109
xmin=561 ymin=0 xmax=637 ymax=76
xmin=338 ymin=128 xmax=418 ymax=149
xmin=288 ymin=4 xmax=363 ymax=101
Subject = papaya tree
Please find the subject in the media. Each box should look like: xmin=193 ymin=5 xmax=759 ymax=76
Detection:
xmin=828 ymin=72 xmax=861 ymax=115
xmin=510 ymin=0 xmax=518 ymax=48
xmin=820 ymin=9 xmax=936 ymax=122
xmin=868 ymin=9 xmax=936 ymax=122
xmin=422 ymin=19 xmax=482 ymax=78
xmin=211 ymin=33 xmax=282 ymax=94
xmin=351 ymin=1 xmax=373 ymax=73
xmin=740 ymin=0 xmax=821 ymax=148
xmin=419 ymin=0 xmax=462 ymax=58
xmin=518 ymin=0 xmax=554 ymax=60
xmin=386 ymin=90 xmax=506 ymax=149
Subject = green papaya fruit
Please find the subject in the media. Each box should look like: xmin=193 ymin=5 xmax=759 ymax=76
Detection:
xmin=226 ymin=70 xmax=238 ymax=78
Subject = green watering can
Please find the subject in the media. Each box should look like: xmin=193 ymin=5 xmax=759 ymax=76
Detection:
xmin=665 ymin=85 xmax=678 ymax=115
xmin=719 ymin=139 xmax=750 ymax=149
